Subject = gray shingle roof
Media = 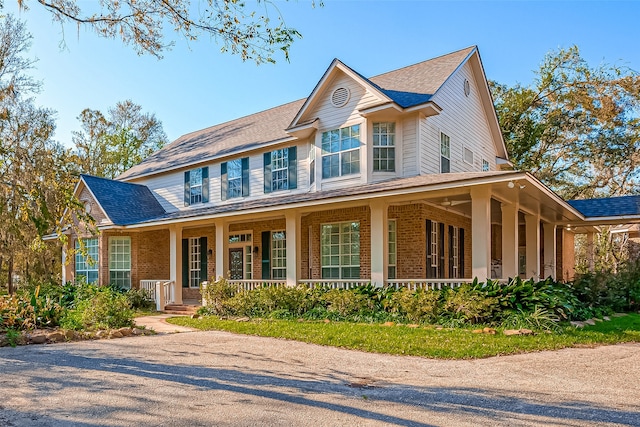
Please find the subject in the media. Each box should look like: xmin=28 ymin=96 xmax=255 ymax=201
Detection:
xmin=81 ymin=174 xmax=166 ymax=225
xmin=568 ymin=196 xmax=640 ymax=218
xmin=119 ymin=47 xmax=476 ymax=181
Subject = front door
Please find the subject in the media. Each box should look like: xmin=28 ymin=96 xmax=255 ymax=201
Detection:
xmin=229 ymin=248 xmax=244 ymax=279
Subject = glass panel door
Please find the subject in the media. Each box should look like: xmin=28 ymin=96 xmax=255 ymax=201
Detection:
xmin=229 ymin=248 xmax=244 ymax=280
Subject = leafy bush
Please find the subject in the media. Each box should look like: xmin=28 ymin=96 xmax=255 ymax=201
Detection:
xmin=572 ymin=261 xmax=640 ymax=313
xmin=199 ymin=277 xmax=237 ymax=315
xmin=501 ymin=306 xmax=561 ymax=332
xmin=125 ymin=288 xmax=155 ymax=310
xmin=73 ymin=287 xmax=133 ymax=330
xmin=322 ymin=289 xmax=373 ymax=317
xmin=390 ymin=288 xmax=440 ymax=322
xmin=441 ymin=285 xmax=498 ymax=324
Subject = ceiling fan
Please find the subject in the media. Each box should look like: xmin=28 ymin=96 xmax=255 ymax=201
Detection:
xmin=440 ymin=198 xmax=471 ymax=207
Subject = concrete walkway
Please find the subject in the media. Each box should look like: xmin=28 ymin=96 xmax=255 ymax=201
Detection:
xmin=134 ymin=314 xmax=199 ymax=334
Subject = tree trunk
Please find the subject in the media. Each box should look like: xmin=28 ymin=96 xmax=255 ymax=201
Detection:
xmin=7 ymin=256 xmax=14 ymax=295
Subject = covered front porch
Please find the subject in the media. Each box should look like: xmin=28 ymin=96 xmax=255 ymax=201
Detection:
xmin=129 ymin=172 xmax=583 ymax=307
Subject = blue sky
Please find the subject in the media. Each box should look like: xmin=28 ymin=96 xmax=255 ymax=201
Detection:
xmin=5 ymin=0 xmax=640 ymax=147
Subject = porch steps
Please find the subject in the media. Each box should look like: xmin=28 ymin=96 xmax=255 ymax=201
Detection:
xmin=163 ymin=304 xmax=200 ymax=316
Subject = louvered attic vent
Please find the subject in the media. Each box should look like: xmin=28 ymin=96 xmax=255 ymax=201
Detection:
xmin=331 ymin=87 xmax=350 ymax=107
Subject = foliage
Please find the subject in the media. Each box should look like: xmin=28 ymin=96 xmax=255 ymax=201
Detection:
xmin=0 ymin=14 xmax=94 ymax=293
xmin=72 ymin=100 xmax=168 ymax=178
xmin=18 ymin=0 xmax=320 ymax=63
xmin=441 ymin=285 xmax=498 ymax=324
xmin=62 ymin=284 xmax=134 ymax=330
xmin=322 ymin=289 xmax=373 ymax=317
xmin=199 ymin=277 xmax=238 ymax=315
xmin=390 ymin=288 xmax=440 ymax=322
xmin=572 ymin=260 xmax=640 ymax=314
xmin=491 ymin=45 xmax=640 ymax=199
xmin=169 ymin=313 xmax=640 ymax=360
xmin=125 ymin=288 xmax=155 ymax=310
xmin=0 ymin=285 xmax=64 ymax=330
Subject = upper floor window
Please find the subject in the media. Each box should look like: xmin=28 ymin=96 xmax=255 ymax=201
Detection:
xmin=264 ymin=147 xmax=297 ymax=193
xmin=482 ymin=159 xmax=490 ymax=171
xmin=309 ymin=145 xmax=316 ymax=185
xmin=440 ymin=133 xmax=450 ymax=173
xmin=373 ymin=122 xmax=396 ymax=172
xmin=221 ymin=158 xmax=249 ymax=200
xmin=183 ymin=166 xmax=209 ymax=206
xmin=75 ymin=238 xmax=98 ymax=284
xmin=321 ymin=124 xmax=360 ymax=179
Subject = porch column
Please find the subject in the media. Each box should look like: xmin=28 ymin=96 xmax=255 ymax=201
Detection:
xmin=370 ymin=200 xmax=388 ymax=287
xmin=500 ymin=202 xmax=519 ymax=279
xmin=587 ymin=232 xmax=595 ymax=272
xmin=169 ymin=225 xmax=183 ymax=304
xmin=543 ymin=223 xmax=557 ymax=279
xmin=285 ymin=212 xmax=301 ymax=287
xmin=470 ymin=186 xmax=492 ymax=280
xmin=524 ymin=214 xmax=540 ymax=280
xmin=214 ymin=219 xmax=228 ymax=280
xmin=61 ymin=242 xmax=68 ymax=284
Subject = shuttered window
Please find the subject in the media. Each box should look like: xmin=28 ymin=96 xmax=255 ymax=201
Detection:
xmin=221 ymin=158 xmax=249 ymax=200
xmin=183 ymin=166 xmax=209 ymax=206
xmin=264 ymin=147 xmax=297 ymax=193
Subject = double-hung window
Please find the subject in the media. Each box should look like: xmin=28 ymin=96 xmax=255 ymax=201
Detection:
xmin=482 ymin=159 xmax=490 ymax=172
xmin=321 ymin=222 xmax=360 ymax=279
xmin=440 ymin=132 xmax=451 ymax=173
xmin=184 ymin=167 xmax=209 ymax=206
xmin=189 ymin=238 xmax=201 ymax=287
xmin=264 ymin=147 xmax=297 ymax=193
xmin=221 ymin=158 xmax=249 ymax=200
xmin=109 ymin=237 xmax=131 ymax=289
xmin=75 ymin=238 xmax=98 ymax=284
xmin=388 ymin=220 xmax=397 ymax=279
xmin=271 ymin=231 xmax=287 ymax=279
xmin=373 ymin=122 xmax=396 ymax=172
xmin=321 ymin=124 xmax=360 ymax=179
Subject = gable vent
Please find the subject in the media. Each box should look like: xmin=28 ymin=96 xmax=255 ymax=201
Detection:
xmin=331 ymin=87 xmax=350 ymax=107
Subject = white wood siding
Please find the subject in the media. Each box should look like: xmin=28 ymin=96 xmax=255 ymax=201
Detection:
xmin=134 ymin=140 xmax=311 ymax=212
xmin=306 ymin=71 xmax=383 ymax=131
xmin=401 ymin=114 xmax=418 ymax=177
xmin=421 ymin=62 xmax=498 ymax=174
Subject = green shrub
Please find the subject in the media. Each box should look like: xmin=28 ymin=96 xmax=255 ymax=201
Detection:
xmin=200 ymin=277 xmax=237 ymax=315
xmin=390 ymin=288 xmax=441 ymax=322
xmin=126 ymin=288 xmax=155 ymax=310
xmin=74 ymin=289 xmax=133 ymax=330
xmin=322 ymin=289 xmax=372 ymax=317
xmin=501 ymin=306 xmax=561 ymax=332
xmin=442 ymin=285 xmax=498 ymax=324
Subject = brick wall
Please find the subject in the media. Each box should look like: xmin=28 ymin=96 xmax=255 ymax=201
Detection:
xmin=390 ymin=204 xmax=472 ymax=279
xmin=302 ymin=206 xmax=371 ymax=279
xmin=230 ymin=219 xmax=287 ymax=280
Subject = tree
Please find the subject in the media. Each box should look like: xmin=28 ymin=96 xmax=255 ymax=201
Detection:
xmin=491 ymin=46 xmax=640 ymax=199
xmin=73 ymin=100 xmax=168 ymax=178
xmin=0 ymin=14 xmax=92 ymax=293
xmin=16 ymin=0 xmax=316 ymax=63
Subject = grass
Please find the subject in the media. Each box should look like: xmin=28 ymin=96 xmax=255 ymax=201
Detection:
xmin=167 ymin=313 xmax=640 ymax=359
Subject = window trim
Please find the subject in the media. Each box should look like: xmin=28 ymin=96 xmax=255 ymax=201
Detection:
xmin=321 ymin=124 xmax=361 ymax=180
xmin=188 ymin=237 xmax=201 ymax=288
xmin=271 ymin=230 xmax=287 ymax=279
xmin=372 ymin=122 xmax=396 ymax=173
xmin=463 ymin=146 xmax=474 ymax=166
xmin=108 ymin=236 xmax=131 ymax=289
xmin=75 ymin=237 xmax=99 ymax=284
xmin=482 ymin=158 xmax=490 ymax=172
xmin=440 ymin=132 xmax=451 ymax=173
xmin=320 ymin=221 xmax=360 ymax=279
xmin=388 ymin=220 xmax=397 ymax=280
xmin=184 ymin=166 xmax=209 ymax=206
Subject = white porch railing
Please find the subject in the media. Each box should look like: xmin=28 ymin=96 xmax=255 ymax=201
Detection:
xmin=139 ymin=280 xmax=175 ymax=310
xmin=297 ymin=279 xmax=371 ymax=290
xmin=385 ymin=279 xmax=471 ymax=290
xmin=227 ymin=280 xmax=287 ymax=291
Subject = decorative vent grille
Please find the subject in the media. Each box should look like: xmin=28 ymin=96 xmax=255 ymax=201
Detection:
xmin=463 ymin=147 xmax=474 ymax=164
xmin=331 ymin=87 xmax=350 ymax=107
xmin=464 ymin=79 xmax=471 ymax=97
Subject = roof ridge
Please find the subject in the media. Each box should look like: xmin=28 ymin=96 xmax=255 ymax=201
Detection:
xmin=369 ymin=46 xmax=476 ymax=81
xmin=82 ymin=173 xmax=152 ymax=186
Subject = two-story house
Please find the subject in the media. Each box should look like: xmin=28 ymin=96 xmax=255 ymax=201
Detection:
xmin=64 ymin=46 xmax=592 ymax=306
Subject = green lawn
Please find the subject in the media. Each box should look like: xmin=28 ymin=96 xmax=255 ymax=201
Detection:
xmin=168 ymin=313 xmax=640 ymax=359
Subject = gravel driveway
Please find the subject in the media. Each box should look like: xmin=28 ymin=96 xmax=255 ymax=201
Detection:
xmin=1 ymin=330 xmax=639 ymax=426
